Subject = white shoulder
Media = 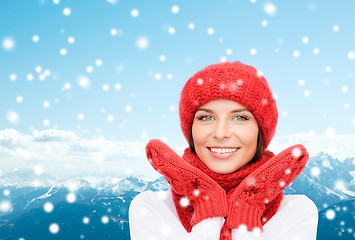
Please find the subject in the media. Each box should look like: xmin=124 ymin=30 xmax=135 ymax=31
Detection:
xmin=129 ymin=190 xmax=177 ymax=215
xmin=262 ymin=195 xmax=318 ymax=239
xmin=280 ymin=194 xmax=318 ymax=217
xmin=129 ymin=190 xmax=187 ymax=240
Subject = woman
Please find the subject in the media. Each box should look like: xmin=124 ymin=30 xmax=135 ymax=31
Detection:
xmin=129 ymin=61 xmax=318 ymax=240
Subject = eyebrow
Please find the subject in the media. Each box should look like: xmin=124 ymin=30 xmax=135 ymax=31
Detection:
xmin=196 ymin=108 xmax=251 ymax=114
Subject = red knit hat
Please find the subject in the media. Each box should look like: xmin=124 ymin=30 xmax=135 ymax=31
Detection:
xmin=179 ymin=61 xmax=278 ymax=150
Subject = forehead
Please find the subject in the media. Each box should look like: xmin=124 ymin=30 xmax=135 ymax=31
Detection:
xmin=197 ymin=99 xmax=249 ymax=111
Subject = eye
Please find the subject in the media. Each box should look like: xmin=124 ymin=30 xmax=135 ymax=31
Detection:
xmin=234 ymin=115 xmax=249 ymax=121
xmin=197 ymin=115 xmax=214 ymax=121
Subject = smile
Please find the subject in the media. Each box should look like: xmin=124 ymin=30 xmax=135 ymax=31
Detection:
xmin=209 ymin=147 xmax=238 ymax=154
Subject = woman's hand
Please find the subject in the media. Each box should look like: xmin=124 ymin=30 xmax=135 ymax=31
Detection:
xmin=146 ymin=139 xmax=228 ymax=226
xmin=226 ymin=145 xmax=309 ymax=231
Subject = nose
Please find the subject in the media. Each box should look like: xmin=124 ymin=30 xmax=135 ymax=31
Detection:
xmin=212 ymin=120 xmax=232 ymax=139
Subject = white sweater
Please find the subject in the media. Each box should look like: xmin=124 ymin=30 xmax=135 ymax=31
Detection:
xmin=129 ymin=190 xmax=318 ymax=240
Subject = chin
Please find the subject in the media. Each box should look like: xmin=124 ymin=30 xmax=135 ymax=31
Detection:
xmin=209 ymin=164 xmax=240 ymax=174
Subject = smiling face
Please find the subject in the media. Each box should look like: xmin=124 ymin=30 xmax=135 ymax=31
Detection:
xmin=191 ymin=100 xmax=259 ymax=174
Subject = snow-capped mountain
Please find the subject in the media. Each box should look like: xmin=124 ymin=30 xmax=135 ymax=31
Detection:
xmin=0 ymin=153 xmax=353 ymax=240
xmin=284 ymin=152 xmax=355 ymax=210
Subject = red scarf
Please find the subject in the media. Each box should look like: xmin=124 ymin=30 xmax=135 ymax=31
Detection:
xmin=171 ymin=148 xmax=283 ymax=238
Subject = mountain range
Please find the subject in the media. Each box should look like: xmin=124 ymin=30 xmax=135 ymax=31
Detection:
xmin=0 ymin=152 xmax=354 ymax=239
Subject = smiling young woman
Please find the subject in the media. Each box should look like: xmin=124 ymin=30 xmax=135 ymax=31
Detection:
xmin=191 ymin=100 xmax=259 ymax=174
xmin=129 ymin=61 xmax=318 ymax=240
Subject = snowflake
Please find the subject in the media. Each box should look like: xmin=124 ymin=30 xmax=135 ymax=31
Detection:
xmin=68 ymin=36 xmax=75 ymax=44
xmin=34 ymin=165 xmax=44 ymax=175
xmin=207 ymin=28 xmax=214 ymax=35
xmin=3 ymin=189 xmax=10 ymax=196
xmin=27 ymin=74 xmax=34 ymax=81
xmin=86 ymin=66 xmax=93 ymax=73
xmin=2 ymin=37 xmax=15 ymax=51
xmin=136 ymin=36 xmax=149 ymax=50
xmin=66 ymin=193 xmax=76 ymax=203
xmin=0 ymin=200 xmax=12 ymax=212
xmin=179 ymin=197 xmax=189 ymax=207
xmin=304 ymin=90 xmax=311 ymax=97
xmin=101 ymin=215 xmax=109 ymax=224
xmin=110 ymin=28 xmax=117 ymax=36
xmin=159 ymin=55 xmax=166 ymax=62
xmin=63 ymin=7 xmax=71 ymax=16
xmin=325 ymin=209 xmax=336 ymax=220
xmin=333 ymin=25 xmax=339 ymax=32
xmin=49 ymin=223 xmax=60 ymax=234
xmin=171 ymin=5 xmax=179 ymax=14
xmin=78 ymin=113 xmax=85 ymax=121
xmin=6 ymin=110 xmax=20 ymax=124
xmin=292 ymin=147 xmax=301 ymax=157
xmin=125 ymin=105 xmax=132 ymax=112
xmin=16 ymin=96 xmax=23 ymax=103
xmin=263 ymin=2 xmax=277 ymax=16
xmin=60 ymin=48 xmax=67 ymax=56
xmin=298 ymin=79 xmax=305 ymax=86
xmin=250 ymin=48 xmax=257 ymax=56
xmin=311 ymin=167 xmax=320 ymax=177
xmin=77 ymin=75 xmax=91 ymax=88
xmin=43 ymin=101 xmax=50 ymax=108
xmin=32 ymin=35 xmax=40 ymax=42
xmin=293 ymin=50 xmax=300 ymax=58
xmin=131 ymin=9 xmax=139 ymax=18
xmin=44 ymin=202 xmax=54 ymax=213
xmin=188 ymin=23 xmax=195 ymax=30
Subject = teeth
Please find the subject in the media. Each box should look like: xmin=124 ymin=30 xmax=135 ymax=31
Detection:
xmin=210 ymin=147 xmax=237 ymax=154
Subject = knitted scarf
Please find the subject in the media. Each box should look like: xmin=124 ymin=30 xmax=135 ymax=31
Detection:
xmin=171 ymin=148 xmax=283 ymax=238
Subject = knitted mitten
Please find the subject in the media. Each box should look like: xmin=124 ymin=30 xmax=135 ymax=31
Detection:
xmin=226 ymin=144 xmax=309 ymax=231
xmin=146 ymin=139 xmax=228 ymax=226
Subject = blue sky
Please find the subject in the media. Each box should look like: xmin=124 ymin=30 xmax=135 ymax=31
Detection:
xmin=1 ymin=0 xmax=355 ymax=179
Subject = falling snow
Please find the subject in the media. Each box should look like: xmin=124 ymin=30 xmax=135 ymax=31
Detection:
xmin=101 ymin=215 xmax=109 ymax=224
xmin=136 ymin=36 xmax=149 ymax=49
xmin=325 ymin=209 xmax=336 ymax=220
xmin=49 ymin=223 xmax=60 ymax=234
xmin=32 ymin=35 xmax=40 ymax=42
xmin=263 ymin=2 xmax=277 ymax=16
xmin=63 ymin=8 xmax=71 ymax=16
xmin=131 ymin=9 xmax=139 ymax=18
xmin=1 ymin=1 xmax=355 ymax=239
xmin=179 ymin=197 xmax=189 ymax=207
xmin=66 ymin=193 xmax=76 ymax=203
xmin=2 ymin=37 xmax=15 ymax=51
xmin=44 ymin=202 xmax=54 ymax=213
xmin=171 ymin=5 xmax=179 ymax=14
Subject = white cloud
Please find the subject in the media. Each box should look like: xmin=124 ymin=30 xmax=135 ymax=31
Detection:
xmin=1 ymin=129 xmax=353 ymax=182
xmin=33 ymin=129 xmax=78 ymax=142
xmin=0 ymin=129 xmax=149 ymax=178
xmin=269 ymin=132 xmax=355 ymax=161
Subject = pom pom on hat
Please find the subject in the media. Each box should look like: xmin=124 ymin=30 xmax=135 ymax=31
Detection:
xmin=179 ymin=61 xmax=278 ymax=150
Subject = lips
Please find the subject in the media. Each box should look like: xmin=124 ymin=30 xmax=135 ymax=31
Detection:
xmin=208 ymin=147 xmax=239 ymax=160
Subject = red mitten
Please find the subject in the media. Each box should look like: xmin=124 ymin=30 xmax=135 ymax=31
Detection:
xmin=226 ymin=144 xmax=309 ymax=231
xmin=146 ymin=139 xmax=228 ymax=226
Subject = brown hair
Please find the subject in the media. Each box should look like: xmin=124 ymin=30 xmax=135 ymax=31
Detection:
xmin=188 ymin=126 xmax=263 ymax=164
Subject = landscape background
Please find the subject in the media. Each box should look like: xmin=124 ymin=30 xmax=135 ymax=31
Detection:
xmin=1 ymin=0 xmax=354 ymax=239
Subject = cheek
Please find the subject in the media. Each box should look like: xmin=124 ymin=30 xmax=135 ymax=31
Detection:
xmin=236 ymin=125 xmax=259 ymax=148
xmin=191 ymin=124 xmax=204 ymax=147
